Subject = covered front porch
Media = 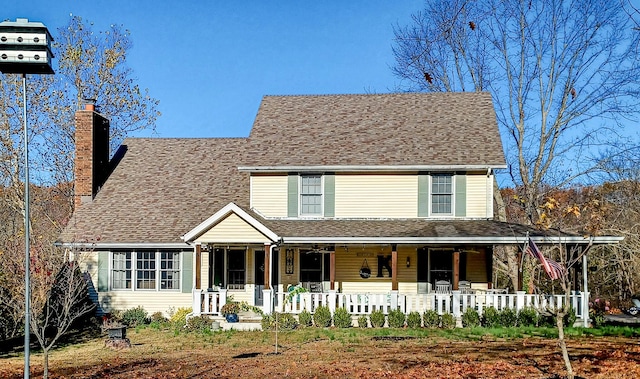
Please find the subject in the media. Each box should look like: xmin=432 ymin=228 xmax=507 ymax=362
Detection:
xmin=181 ymin=203 xmax=620 ymax=327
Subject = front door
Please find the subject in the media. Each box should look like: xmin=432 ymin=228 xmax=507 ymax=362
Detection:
xmin=254 ymin=251 xmax=265 ymax=306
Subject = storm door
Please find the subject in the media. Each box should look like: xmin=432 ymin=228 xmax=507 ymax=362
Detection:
xmin=254 ymin=250 xmax=265 ymax=306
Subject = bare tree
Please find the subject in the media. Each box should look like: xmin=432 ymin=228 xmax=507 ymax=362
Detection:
xmin=0 ymin=15 xmax=159 ymax=376
xmin=29 ymin=246 xmax=95 ymax=379
xmin=393 ymin=0 xmax=640 ymax=225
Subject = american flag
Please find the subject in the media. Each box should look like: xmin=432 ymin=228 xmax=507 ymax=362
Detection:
xmin=525 ymin=238 xmax=564 ymax=280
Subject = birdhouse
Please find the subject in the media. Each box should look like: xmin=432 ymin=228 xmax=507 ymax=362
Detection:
xmin=0 ymin=18 xmax=54 ymax=74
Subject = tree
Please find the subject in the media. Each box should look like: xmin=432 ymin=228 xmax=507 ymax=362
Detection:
xmin=392 ymin=0 xmax=640 ymax=225
xmin=0 ymin=15 xmax=159 ymax=377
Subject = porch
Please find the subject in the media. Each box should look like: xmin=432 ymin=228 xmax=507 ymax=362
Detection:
xmin=191 ymin=288 xmax=590 ymax=326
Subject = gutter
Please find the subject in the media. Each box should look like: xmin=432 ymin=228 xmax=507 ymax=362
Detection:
xmin=238 ymin=164 xmax=507 ymax=173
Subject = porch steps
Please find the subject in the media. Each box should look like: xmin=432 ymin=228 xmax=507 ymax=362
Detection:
xmin=221 ymin=318 xmax=262 ymax=331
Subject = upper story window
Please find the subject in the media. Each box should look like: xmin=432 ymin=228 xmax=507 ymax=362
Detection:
xmin=431 ymin=174 xmax=452 ymax=215
xmin=300 ymin=174 xmax=322 ymax=216
xmin=112 ymin=251 xmax=180 ymax=291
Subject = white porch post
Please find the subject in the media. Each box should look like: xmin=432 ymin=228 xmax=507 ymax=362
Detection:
xmin=582 ymin=253 xmax=589 ymax=327
xmin=452 ymin=290 xmax=461 ymax=317
xmin=263 ymin=289 xmax=273 ymax=314
xmin=192 ymin=289 xmax=202 ymax=316
xmin=219 ymin=288 xmax=228 ymax=308
xmin=516 ymin=291 xmax=526 ymax=312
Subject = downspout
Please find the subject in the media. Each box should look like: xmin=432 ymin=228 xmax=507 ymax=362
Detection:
xmin=268 ymin=238 xmax=283 ymax=314
xmin=582 ymin=249 xmax=588 ymax=327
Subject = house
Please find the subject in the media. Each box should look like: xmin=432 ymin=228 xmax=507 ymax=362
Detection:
xmin=60 ymin=93 xmax=621 ymax=325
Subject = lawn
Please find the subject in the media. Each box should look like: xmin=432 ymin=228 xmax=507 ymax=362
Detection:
xmin=1 ymin=325 xmax=640 ymax=378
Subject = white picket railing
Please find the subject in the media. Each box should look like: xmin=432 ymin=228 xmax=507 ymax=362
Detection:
xmin=192 ymin=288 xmax=589 ymax=324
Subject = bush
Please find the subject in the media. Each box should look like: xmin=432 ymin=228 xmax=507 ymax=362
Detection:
xmin=333 ymin=308 xmax=352 ymax=328
xmin=369 ymin=310 xmax=385 ymax=328
xmin=517 ymin=307 xmax=538 ymax=327
xmin=357 ymin=315 xmax=368 ymax=328
xmin=298 ymin=309 xmax=313 ymax=327
xmin=538 ymin=314 xmax=556 ymax=328
xmin=261 ymin=313 xmax=275 ymax=330
xmin=499 ymin=308 xmax=518 ymax=327
xmin=169 ymin=307 xmax=191 ymax=328
xmin=313 ymin=306 xmax=332 ymax=327
xmin=564 ymin=308 xmax=577 ymax=327
xmin=423 ymin=310 xmax=440 ymax=328
xmin=440 ymin=313 xmax=456 ymax=329
xmin=461 ymin=308 xmax=480 ymax=328
xmin=482 ymin=307 xmax=500 ymax=328
xmin=186 ymin=315 xmax=212 ymax=333
xmin=406 ymin=311 xmax=422 ymax=329
xmin=261 ymin=313 xmax=298 ymax=330
xmin=277 ymin=313 xmax=298 ymax=330
xmin=121 ymin=306 xmax=149 ymax=327
xmin=388 ymin=309 xmax=406 ymax=328
xmin=150 ymin=311 xmax=167 ymax=323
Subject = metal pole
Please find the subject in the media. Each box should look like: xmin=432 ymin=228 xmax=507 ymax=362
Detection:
xmin=582 ymin=252 xmax=588 ymax=328
xmin=22 ymin=73 xmax=30 ymax=379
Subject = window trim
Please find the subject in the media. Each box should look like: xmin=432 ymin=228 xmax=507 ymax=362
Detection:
xmin=110 ymin=250 xmax=182 ymax=292
xmin=429 ymin=173 xmax=455 ymax=216
xmin=299 ymin=174 xmax=324 ymax=217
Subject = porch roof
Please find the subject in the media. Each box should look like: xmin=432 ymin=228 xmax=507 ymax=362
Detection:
xmin=260 ymin=218 xmax=621 ymax=245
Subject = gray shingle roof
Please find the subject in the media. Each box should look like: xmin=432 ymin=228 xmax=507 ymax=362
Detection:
xmin=243 ymin=92 xmax=505 ymax=167
xmin=261 ymin=218 xmax=576 ymax=240
xmin=60 ymin=138 xmax=249 ymax=244
xmin=60 ymin=93 xmax=509 ymax=244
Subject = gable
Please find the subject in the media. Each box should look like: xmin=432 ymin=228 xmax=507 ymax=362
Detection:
xmin=195 ymin=213 xmax=272 ymax=244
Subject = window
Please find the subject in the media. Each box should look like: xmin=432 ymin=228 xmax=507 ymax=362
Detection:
xmin=299 ymin=251 xmax=330 ymax=292
xmin=226 ymin=250 xmax=246 ymax=290
xmin=429 ymin=249 xmax=453 ymax=284
xmin=136 ymin=251 xmax=156 ymax=289
xmin=300 ymin=174 xmax=322 ymax=215
xmin=431 ymin=174 xmax=452 ymax=214
xmin=111 ymin=251 xmax=180 ymax=291
xmin=160 ymin=252 xmax=181 ymax=290
xmin=112 ymin=252 xmax=132 ymax=289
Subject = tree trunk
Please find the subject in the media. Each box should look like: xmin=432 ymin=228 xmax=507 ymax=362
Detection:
xmin=43 ymin=348 xmax=49 ymax=379
xmin=556 ymin=312 xmax=574 ymax=379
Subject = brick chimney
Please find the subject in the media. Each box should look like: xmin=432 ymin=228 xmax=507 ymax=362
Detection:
xmin=74 ymin=101 xmax=110 ymax=208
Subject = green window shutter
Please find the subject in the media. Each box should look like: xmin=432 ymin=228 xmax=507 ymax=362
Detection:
xmin=455 ymin=174 xmax=467 ymax=217
xmin=324 ymin=173 xmax=335 ymax=217
xmin=418 ymin=174 xmax=429 ymax=217
xmin=97 ymin=251 xmax=109 ymax=292
xmin=287 ymin=174 xmax=299 ymax=217
xmin=182 ymin=251 xmax=194 ymax=293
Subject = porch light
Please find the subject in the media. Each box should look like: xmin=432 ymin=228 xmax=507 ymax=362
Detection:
xmin=406 ymin=256 xmax=411 ymax=268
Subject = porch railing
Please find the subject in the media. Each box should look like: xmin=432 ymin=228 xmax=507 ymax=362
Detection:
xmin=191 ymin=289 xmax=589 ymax=325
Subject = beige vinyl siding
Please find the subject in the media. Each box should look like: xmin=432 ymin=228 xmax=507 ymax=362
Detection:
xmin=334 ymin=246 xmax=416 ymax=293
xmin=251 ymin=175 xmax=288 ymax=217
xmin=334 ymin=174 xmax=418 ymax=218
xmin=280 ymin=248 xmax=298 ymax=290
xmin=466 ymin=173 xmax=489 ymax=218
xmin=465 ymin=248 xmax=488 ymax=283
xmin=98 ymin=292 xmax=192 ymax=317
xmin=195 ymin=213 xmax=271 ymax=243
xmin=200 ymin=251 xmax=210 ymax=289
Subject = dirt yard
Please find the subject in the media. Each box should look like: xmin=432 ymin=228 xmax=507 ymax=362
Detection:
xmin=1 ymin=328 xmax=639 ymax=378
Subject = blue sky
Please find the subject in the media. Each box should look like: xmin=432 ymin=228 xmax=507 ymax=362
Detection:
xmin=4 ymin=1 xmax=422 ymax=138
